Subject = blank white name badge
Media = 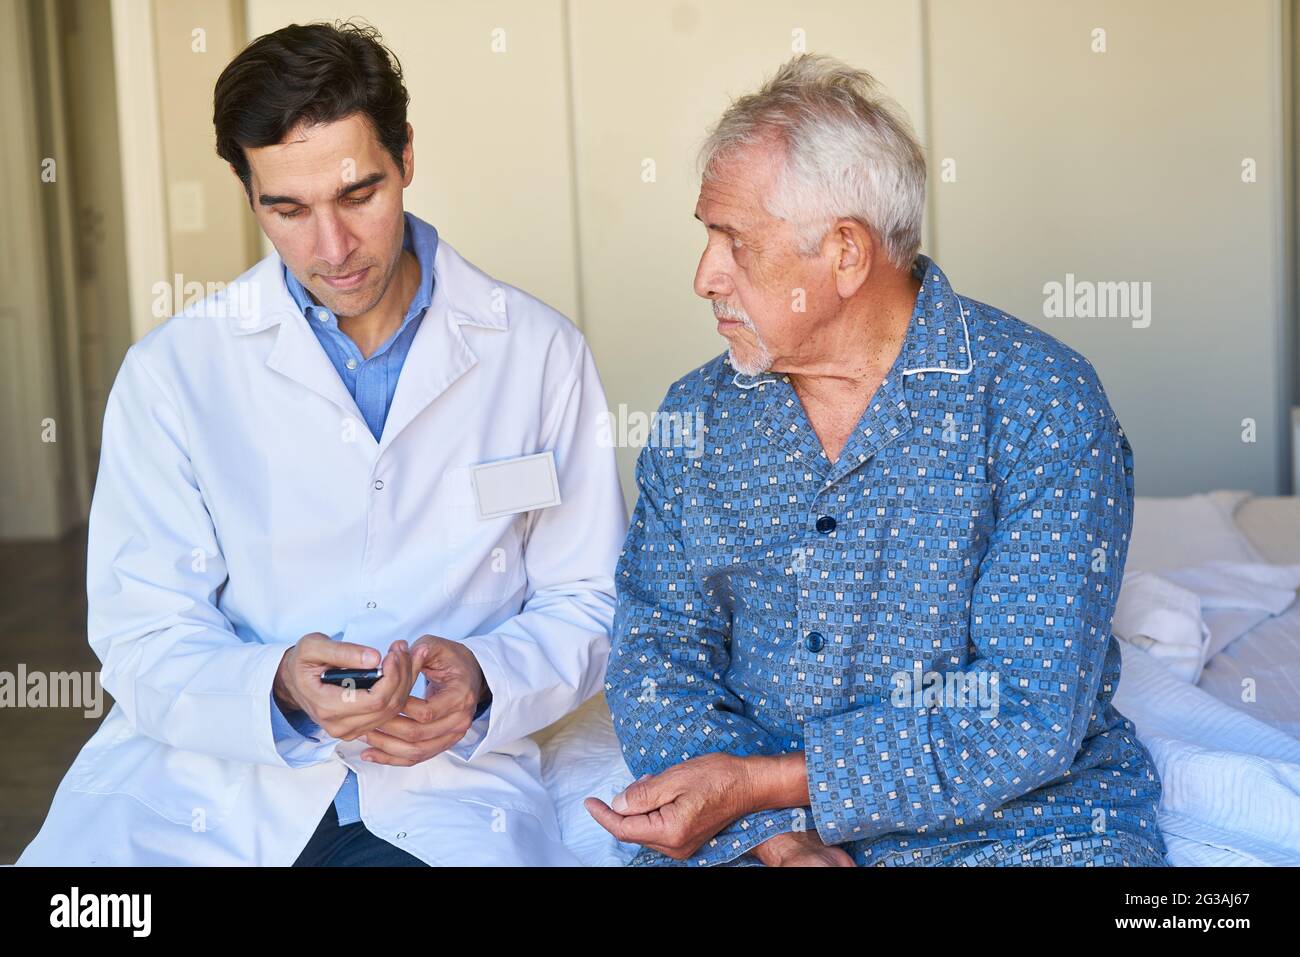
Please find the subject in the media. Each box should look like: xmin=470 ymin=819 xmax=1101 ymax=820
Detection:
xmin=469 ymin=451 xmax=562 ymax=520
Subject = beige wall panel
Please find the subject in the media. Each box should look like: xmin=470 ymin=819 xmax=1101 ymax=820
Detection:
xmin=927 ymin=0 xmax=1289 ymax=495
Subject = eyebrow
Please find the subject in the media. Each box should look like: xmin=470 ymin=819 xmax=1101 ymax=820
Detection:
xmin=694 ymin=211 xmax=739 ymax=236
xmin=258 ymin=171 xmax=387 ymax=208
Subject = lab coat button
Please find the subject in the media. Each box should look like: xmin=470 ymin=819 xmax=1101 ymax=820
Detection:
xmin=396 ymin=831 xmax=407 ymax=840
xmin=366 ymin=601 xmax=377 ymax=609
xmin=373 ymin=480 xmax=385 ymax=491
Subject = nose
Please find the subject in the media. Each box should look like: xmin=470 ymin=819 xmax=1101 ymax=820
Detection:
xmin=693 ymin=242 xmax=734 ymax=301
xmin=314 ymin=208 xmax=360 ymax=270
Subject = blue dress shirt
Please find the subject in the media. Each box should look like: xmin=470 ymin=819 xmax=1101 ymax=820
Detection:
xmin=269 ymin=213 xmax=436 ymax=826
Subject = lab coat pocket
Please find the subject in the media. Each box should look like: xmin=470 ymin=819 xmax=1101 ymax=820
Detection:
xmin=457 ymin=795 xmax=564 ymax=843
xmin=442 ymin=796 xmax=574 ymax=865
xmin=65 ymin=717 xmax=250 ymax=831
xmin=440 ymin=466 xmax=527 ymax=605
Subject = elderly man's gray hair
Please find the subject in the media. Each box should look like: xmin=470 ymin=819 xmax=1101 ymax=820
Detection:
xmin=699 ymin=54 xmax=927 ymax=270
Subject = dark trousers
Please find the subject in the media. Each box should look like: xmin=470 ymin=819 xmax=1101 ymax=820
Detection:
xmin=292 ymin=803 xmax=429 ymax=867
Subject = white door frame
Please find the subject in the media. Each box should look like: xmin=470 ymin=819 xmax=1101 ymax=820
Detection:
xmin=110 ymin=0 xmax=170 ymax=344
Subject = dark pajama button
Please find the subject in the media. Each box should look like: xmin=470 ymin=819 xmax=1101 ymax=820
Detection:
xmin=805 ymin=631 xmax=824 ymax=652
xmin=815 ymin=515 xmax=836 ymax=533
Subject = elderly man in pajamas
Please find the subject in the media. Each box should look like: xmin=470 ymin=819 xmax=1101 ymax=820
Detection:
xmin=585 ymin=55 xmax=1165 ymax=867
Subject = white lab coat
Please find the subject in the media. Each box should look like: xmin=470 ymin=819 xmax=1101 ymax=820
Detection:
xmin=18 ymin=236 xmax=627 ymax=866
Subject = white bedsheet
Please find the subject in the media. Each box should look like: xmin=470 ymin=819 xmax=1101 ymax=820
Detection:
xmin=1198 ymin=602 xmax=1300 ymax=739
xmin=1112 ymin=640 xmax=1300 ymax=866
xmin=1112 ymin=561 xmax=1300 ymax=683
xmin=534 ymin=694 xmax=636 ymax=867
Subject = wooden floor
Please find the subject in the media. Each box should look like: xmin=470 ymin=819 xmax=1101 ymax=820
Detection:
xmin=0 ymin=525 xmax=109 ymax=864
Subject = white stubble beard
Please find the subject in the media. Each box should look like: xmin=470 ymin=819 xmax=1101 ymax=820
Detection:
xmin=713 ymin=300 xmax=774 ymax=376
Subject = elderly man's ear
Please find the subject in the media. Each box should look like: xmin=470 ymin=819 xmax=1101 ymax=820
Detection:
xmin=828 ymin=219 xmax=878 ymax=299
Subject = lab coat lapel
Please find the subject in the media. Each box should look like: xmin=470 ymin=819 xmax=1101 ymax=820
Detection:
xmin=241 ymin=254 xmax=374 ymax=439
xmin=264 ymin=308 xmax=370 ymax=432
xmin=243 ymin=238 xmax=502 ymax=455
xmin=378 ymin=299 xmax=478 ymax=454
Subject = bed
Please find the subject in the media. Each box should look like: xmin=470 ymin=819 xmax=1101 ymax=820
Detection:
xmin=533 ymin=491 xmax=1300 ymax=866
xmin=1113 ymin=491 xmax=1300 ymax=865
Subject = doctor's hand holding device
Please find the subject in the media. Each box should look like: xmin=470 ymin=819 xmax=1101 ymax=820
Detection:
xmin=274 ymin=633 xmax=423 ymax=741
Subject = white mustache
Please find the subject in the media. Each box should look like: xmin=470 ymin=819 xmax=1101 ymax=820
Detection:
xmin=712 ymin=300 xmax=753 ymax=326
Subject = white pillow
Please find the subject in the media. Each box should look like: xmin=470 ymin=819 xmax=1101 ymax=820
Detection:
xmin=1126 ymin=491 xmax=1262 ymax=574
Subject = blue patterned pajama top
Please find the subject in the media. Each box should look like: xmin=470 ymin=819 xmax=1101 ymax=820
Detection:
xmin=606 ymin=255 xmax=1165 ymax=867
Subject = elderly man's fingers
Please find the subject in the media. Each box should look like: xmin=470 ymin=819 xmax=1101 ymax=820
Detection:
xmin=586 ymin=799 xmax=679 ymax=846
xmin=784 ymin=848 xmax=856 ymax=867
xmin=583 ymin=797 xmax=630 ymax=840
xmin=611 ymin=769 xmax=678 ymax=815
xmin=585 ymin=798 xmax=706 ymax=860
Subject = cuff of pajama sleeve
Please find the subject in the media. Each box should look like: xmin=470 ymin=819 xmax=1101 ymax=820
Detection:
xmin=803 ymin=712 xmax=890 ymax=846
xmin=628 ymin=808 xmax=804 ymax=867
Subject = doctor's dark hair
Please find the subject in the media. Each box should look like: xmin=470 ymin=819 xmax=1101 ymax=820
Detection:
xmin=213 ymin=20 xmax=410 ymax=196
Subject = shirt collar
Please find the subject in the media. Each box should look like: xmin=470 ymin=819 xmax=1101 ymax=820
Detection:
xmin=897 ymin=254 xmax=973 ymax=376
xmin=281 ymin=211 xmax=439 ymax=330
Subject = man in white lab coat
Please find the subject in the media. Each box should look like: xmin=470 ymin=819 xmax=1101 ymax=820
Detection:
xmin=18 ymin=21 xmax=626 ymax=866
